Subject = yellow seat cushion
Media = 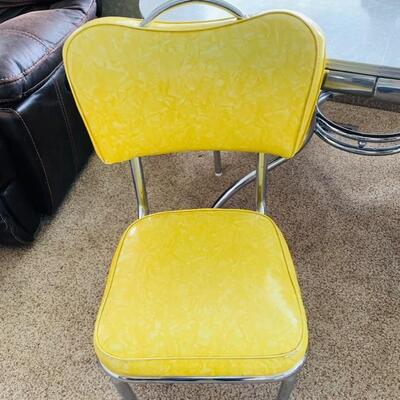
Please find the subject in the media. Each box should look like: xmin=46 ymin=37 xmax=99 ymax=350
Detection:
xmin=94 ymin=209 xmax=307 ymax=378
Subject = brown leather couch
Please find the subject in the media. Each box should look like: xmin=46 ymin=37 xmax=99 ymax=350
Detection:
xmin=0 ymin=0 xmax=98 ymax=245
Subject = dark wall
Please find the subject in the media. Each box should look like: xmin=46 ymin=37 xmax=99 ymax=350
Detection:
xmin=101 ymin=0 xmax=141 ymax=17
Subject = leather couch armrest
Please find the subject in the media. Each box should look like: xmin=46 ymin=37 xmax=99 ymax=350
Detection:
xmin=0 ymin=0 xmax=96 ymax=103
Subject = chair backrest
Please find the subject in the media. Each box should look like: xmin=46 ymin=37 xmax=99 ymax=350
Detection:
xmin=63 ymin=10 xmax=325 ymax=164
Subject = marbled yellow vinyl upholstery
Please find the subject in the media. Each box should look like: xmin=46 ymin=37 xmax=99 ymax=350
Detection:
xmin=94 ymin=210 xmax=307 ymax=377
xmin=63 ymin=11 xmax=326 ymax=379
xmin=63 ymin=12 xmax=325 ymax=163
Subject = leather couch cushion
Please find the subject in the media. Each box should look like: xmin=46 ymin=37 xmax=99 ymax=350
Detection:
xmin=0 ymin=1 xmax=57 ymax=7
xmin=0 ymin=0 xmax=96 ymax=103
xmin=0 ymin=2 xmax=53 ymax=24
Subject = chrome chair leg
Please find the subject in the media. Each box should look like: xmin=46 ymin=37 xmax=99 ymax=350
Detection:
xmin=213 ymin=151 xmax=222 ymax=176
xmin=276 ymin=373 xmax=297 ymax=400
xmin=111 ymin=378 xmax=138 ymax=400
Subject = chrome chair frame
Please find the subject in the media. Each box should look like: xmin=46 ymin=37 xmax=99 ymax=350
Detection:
xmin=99 ymin=1 xmax=308 ymax=398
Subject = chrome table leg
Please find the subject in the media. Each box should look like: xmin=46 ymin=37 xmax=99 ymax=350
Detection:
xmin=213 ymin=151 xmax=223 ymax=176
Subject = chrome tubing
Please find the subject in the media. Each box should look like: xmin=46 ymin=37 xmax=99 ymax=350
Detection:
xmin=323 ymin=70 xmax=376 ymax=97
xmin=213 ymin=151 xmax=223 ymax=176
xmin=316 ymin=91 xmax=400 ymax=155
xmin=213 ymin=169 xmax=256 ymax=208
xmin=256 ymin=153 xmax=268 ymax=214
xmin=375 ymin=77 xmax=400 ymax=103
xmin=212 ymin=156 xmax=288 ymax=209
xmin=212 ymin=125 xmax=315 ymax=209
xmin=129 ymin=158 xmax=149 ymax=218
xmin=140 ymin=0 xmax=246 ymax=27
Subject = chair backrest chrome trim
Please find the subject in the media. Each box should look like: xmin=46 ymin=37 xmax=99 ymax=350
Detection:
xmin=140 ymin=0 xmax=246 ymax=27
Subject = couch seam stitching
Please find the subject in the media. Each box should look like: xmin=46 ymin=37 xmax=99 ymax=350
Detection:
xmin=0 ymin=62 xmax=63 ymax=103
xmin=0 ymin=29 xmax=49 ymax=52
xmin=4 ymin=108 xmax=54 ymax=209
xmin=54 ymin=78 xmax=78 ymax=173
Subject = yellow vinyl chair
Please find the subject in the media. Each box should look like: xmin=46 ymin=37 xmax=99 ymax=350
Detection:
xmin=63 ymin=1 xmax=326 ymax=398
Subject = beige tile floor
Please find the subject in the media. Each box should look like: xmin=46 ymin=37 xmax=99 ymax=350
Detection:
xmin=0 ymin=103 xmax=399 ymax=399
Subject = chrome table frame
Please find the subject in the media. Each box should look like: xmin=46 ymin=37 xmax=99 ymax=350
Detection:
xmin=317 ymin=71 xmax=400 ymax=155
xmin=316 ymin=91 xmax=400 ymax=156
